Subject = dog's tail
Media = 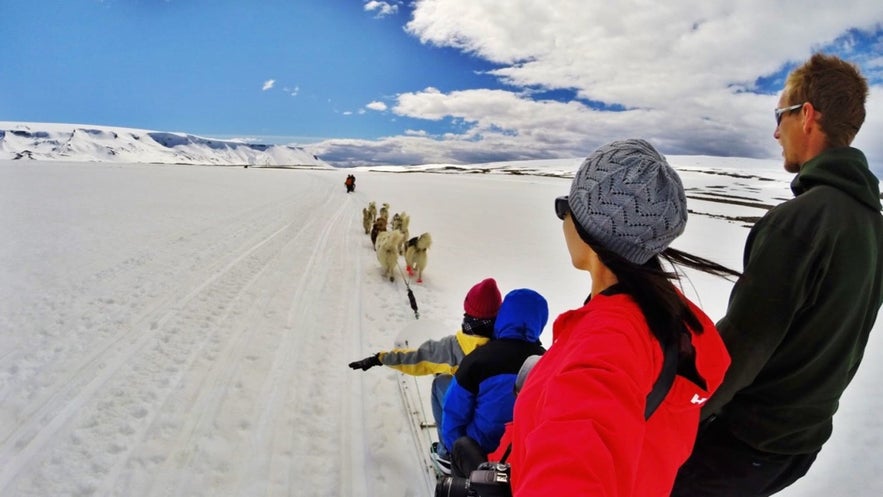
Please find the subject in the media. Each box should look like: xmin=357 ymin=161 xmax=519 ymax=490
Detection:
xmin=416 ymin=233 xmax=433 ymax=250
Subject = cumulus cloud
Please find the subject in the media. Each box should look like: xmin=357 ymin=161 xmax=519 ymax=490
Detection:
xmin=262 ymin=79 xmax=275 ymax=91
xmin=366 ymin=101 xmax=388 ymax=111
xmin=385 ymin=84 xmax=773 ymax=158
xmin=364 ymin=1 xmax=398 ymax=18
xmin=348 ymin=0 xmax=881 ymax=167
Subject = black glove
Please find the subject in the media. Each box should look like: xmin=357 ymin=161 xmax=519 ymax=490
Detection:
xmin=349 ymin=353 xmax=382 ymax=371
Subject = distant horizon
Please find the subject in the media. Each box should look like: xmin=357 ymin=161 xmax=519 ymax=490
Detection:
xmin=3 ymin=119 xmax=882 ymax=179
xmin=1 ymin=1 xmax=881 ymax=168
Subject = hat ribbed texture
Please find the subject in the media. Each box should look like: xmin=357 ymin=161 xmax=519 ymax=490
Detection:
xmin=463 ymin=278 xmax=502 ymax=319
xmin=569 ymin=139 xmax=687 ymax=264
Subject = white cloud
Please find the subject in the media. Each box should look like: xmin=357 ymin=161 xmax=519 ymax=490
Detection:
xmin=364 ymin=1 xmax=398 ymax=18
xmin=390 ymin=0 xmax=883 ymax=165
xmin=387 ymin=86 xmax=775 ymax=159
xmin=366 ymin=101 xmax=388 ymax=112
xmin=262 ymin=79 xmax=275 ymax=91
xmin=284 ymin=86 xmax=300 ymax=97
xmin=406 ymin=1 xmax=882 ymax=105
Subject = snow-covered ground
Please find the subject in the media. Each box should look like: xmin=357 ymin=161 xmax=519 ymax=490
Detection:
xmin=0 ymin=158 xmax=880 ymax=496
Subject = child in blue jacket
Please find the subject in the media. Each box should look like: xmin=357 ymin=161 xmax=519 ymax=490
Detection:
xmin=440 ymin=288 xmax=548 ymax=477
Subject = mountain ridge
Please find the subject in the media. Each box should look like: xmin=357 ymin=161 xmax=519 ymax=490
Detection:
xmin=0 ymin=121 xmax=332 ymax=168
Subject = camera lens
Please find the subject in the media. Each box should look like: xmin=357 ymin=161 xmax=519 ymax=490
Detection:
xmin=434 ymin=476 xmax=471 ymax=497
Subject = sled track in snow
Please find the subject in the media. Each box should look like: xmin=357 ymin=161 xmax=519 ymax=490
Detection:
xmin=0 ymin=194 xmax=305 ymax=449
xmin=0 ymin=177 xmax=357 ymax=496
xmin=134 ymin=197 xmax=354 ymax=497
xmin=0 ymin=215 xmax=308 ymax=494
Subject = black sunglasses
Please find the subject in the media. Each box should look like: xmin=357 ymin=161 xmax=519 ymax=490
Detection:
xmin=554 ymin=196 xmax=570 ymax=220
xmin=774 ymin=103 xmax=803 ymax=126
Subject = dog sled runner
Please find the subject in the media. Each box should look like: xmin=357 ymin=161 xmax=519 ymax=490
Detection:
xmin=397 ymin=373 xmax=440 ymax=496
xmin=393 ymin=321 xmax=450 ymax=495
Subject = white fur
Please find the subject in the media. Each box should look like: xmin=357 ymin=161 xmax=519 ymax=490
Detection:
xmin=405 ymin=232 xmax=432 ymax=283
xmin=379 ymin=202 xmax=390 ymax=221
xmin=362 ymin=208 xmax=372 ymax=235
xmin=375 ymin=230 xmax=405 ymax=282
xmin=367 ymin=201 xmax=377 ymax=223
xmin=396 ymin=212 xmax=410 ymax=254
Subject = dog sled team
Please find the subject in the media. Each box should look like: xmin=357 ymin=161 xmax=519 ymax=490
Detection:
xmin=361 ymin=200 xmax=432 ymax=283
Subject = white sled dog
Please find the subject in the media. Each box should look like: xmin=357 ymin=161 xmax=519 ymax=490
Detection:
xmin=405 ymin=232 xmax=432 ymax=283
xmin=367 ymin=201 xmax=377 ymax=223
xmin=362 ymin=208 xmax=373 ymax=235
xmin=397 ymin=212 xmax=410 ymax=254
xmin=379 ymin=202 xmax=390 ymax=222
xmin=375 ymin=230 xmax=405 ymax=282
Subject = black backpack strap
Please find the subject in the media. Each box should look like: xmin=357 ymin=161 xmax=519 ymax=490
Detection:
xmin=644 ymin=335 xmax=679 ymax=420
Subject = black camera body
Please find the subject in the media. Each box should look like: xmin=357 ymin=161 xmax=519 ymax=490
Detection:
xmin=435 ymin=462 xmax=512 ymax=497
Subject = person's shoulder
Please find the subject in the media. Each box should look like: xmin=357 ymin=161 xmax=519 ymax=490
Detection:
xmin=563 ymin=296 xmax=654 ymax=347
xmin=586 ymin=293 xmax=644 ymax=325
xmin=461 ymin=340 xmax=499 ymax=362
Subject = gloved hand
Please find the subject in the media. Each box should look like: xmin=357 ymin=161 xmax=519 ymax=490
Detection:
xmin=349 ymin=353 xmax=382 ymax=371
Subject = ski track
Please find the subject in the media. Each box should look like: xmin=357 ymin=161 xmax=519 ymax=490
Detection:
xmin=0 ymin=169 xmax=425 ymax=497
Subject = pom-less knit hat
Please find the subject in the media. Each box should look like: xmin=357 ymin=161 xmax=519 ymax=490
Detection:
xmin=463 ymin=278 xmax=502 ymax=319
xmin=568 ymin=139 xmax=687 ymax=264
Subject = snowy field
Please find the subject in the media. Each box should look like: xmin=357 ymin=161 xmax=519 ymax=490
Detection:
xmin=1 ymin=159 xmax=881 ymax=496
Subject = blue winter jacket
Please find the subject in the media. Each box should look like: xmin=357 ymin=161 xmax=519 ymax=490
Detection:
xmin=441 ymin=289 xmax=548 ymax=454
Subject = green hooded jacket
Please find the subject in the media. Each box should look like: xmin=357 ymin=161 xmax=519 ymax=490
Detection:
xmin=705 ymin=147 xmax=883 ymax=454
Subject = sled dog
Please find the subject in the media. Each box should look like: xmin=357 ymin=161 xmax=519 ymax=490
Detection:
xmin=375 ymin=230 xmax=406 ymax=282
xmin=371 ymin=216 xmax=388 ymax=248
xmin=367 ymin=201 xmax=377 ymax=223
xmin=362 ymin=208 xmax=373 ymax=235
xmin=405 ymin=232 xmax=432 ymax=283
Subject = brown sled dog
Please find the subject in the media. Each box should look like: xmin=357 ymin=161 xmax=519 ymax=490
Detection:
xmin=370 ymin=216 xmax=388 ymax=248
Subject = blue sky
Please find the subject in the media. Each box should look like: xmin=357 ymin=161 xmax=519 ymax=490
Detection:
xmin=1 ymin=1 xmax=882 ymax=169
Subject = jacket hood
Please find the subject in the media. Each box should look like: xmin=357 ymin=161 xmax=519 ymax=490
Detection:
xmin=493 ymin=289 xmax=548 ymax=341
xmin=792 ymin=147 xmax=881 ymax=211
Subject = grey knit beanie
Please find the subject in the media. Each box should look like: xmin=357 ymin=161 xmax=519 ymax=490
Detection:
xmin=568 ymin=139 xmax=687 ymax=264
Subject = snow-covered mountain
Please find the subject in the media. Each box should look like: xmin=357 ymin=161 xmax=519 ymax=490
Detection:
xmin=0 ymin=122 xmax=332 ymax=168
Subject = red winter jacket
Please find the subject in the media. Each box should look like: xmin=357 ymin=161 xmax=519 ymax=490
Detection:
xmin=500 ymin=291 xmax=730 ymax=497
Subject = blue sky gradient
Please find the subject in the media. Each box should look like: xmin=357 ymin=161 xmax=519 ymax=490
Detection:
xmin=1 ymin=1 xmax=881 ymax=169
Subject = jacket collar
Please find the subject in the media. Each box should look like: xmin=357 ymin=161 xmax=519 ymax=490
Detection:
xmin=792 ymin=147 xmax=881 ymax=211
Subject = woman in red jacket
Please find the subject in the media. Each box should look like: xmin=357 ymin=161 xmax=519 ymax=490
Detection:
xmin=504 ymin=139 xmax=737 ymax=497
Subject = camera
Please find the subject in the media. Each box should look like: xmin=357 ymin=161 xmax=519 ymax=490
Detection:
xmin=434 ymin=462 xmax=512 ymax=497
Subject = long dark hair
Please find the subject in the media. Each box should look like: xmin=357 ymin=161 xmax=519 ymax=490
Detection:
xmin=587 ymin=237 xmax=739 ymax=346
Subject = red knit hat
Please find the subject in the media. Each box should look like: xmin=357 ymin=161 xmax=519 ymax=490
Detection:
xmin=463 ymin=278 xmax=502 ymax=319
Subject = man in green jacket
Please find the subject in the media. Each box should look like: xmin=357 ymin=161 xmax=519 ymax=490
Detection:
xmin=672 ymin=53 xmax=883 ymax=497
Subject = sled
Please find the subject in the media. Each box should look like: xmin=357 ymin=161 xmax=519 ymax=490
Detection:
xmin=394 ymin=320 xmax=454 ymax=494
